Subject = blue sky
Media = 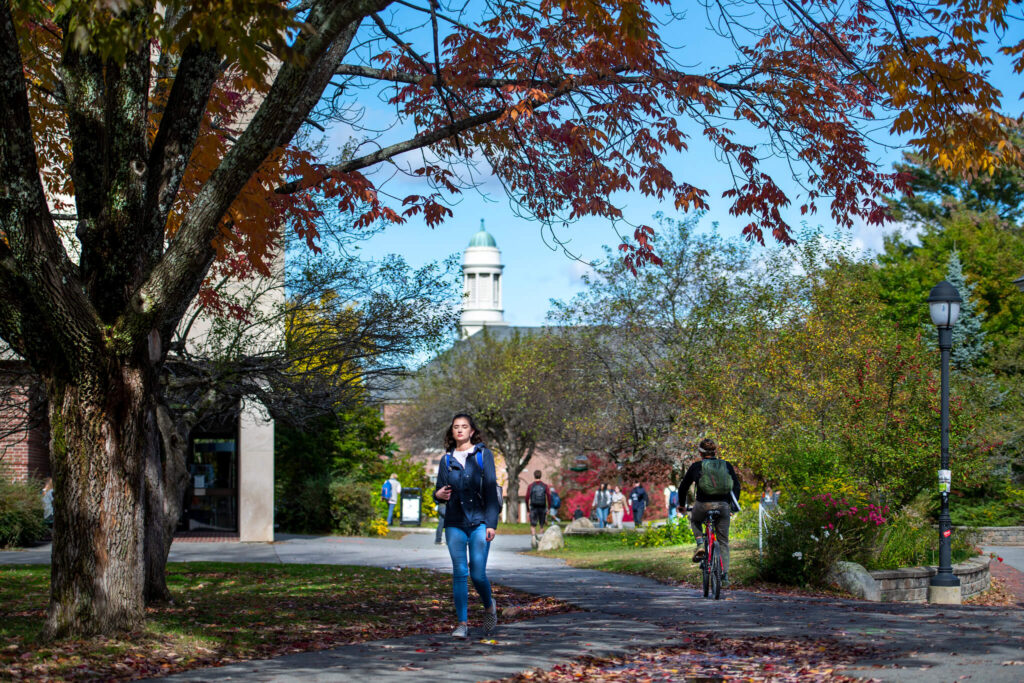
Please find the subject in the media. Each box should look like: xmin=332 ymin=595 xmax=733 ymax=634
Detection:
xmin=328 ymin=8 xmax=1022 ymax=328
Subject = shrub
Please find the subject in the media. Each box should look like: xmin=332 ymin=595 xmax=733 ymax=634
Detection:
xmin=621 ymin=517 xmax=694 ymax=548
xmin=371 ymin=453 xmax=437 ymax=522
xmin=946 ymin=481 xmax=1024 ymax=527
xmin=328 ymin=480 xmax=377 ymax=536
xmin=0 ymin=476 xmax=47 ymax=548
xmin=867 ymin=513 xmax=978 ymax=570
xmin=276 ymin=472 xmax=333 ymax=534
xmin=728 ymin=490 xmax=763 ymax=542
xmin=759 ymin=492 xmax=888 ymax=586
xmin=368 ymin=517 xmax=390 ymax=537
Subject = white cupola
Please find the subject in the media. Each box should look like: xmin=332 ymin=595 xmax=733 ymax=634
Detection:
xmin=459 ymin=219 xmax=507 ymax=338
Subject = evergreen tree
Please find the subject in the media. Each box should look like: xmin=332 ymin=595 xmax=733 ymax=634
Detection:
xmin=945 ymin=251 xmax=989 ymax=369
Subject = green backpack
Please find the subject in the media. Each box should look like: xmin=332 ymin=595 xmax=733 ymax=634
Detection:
xmin=698 ymin=459 xmax=733 ymax=496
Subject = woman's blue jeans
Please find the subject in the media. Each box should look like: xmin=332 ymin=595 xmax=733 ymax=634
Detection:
xmin=445 ymin=523 xmax=493 ymax=622
xmin=595 ymin=506 xmax=610 ymax=528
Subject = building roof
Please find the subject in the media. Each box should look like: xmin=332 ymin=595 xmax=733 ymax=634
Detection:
xmin=468 ymin=220 xmax=497 ymax=248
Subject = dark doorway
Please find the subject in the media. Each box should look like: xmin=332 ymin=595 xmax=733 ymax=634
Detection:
xmin=181 ymin=435 xmax=238 ymax=532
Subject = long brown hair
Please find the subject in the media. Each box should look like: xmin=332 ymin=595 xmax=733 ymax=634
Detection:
xmin=444 ymin=413 xmax=484 ymax=452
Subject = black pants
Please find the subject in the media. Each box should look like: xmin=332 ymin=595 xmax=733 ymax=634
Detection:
xmin=632 ymin=505 xmax=645 ymax=527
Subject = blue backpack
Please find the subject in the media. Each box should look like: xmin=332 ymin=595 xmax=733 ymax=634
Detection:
xmin=550 ymin=491 xmax=561 ymax=509
xmin=445 ymin=450 xmax=503 ymax=504
xmin=380 ymin=480 xmax=392 ymax=501
xmin=669 ymin=490 xmax=679 ymax=507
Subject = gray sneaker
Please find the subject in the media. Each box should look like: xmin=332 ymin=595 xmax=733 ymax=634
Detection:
xmin=483 ymin=604 xmax=497 ymax=635
xmin=451 ymin=622 xmax=469 ymax=638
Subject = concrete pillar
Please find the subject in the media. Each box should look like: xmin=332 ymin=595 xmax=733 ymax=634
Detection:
xmin=238 ymin=399 xmax=274 ymax=542
xmin=927 ymin=585 xmax=962 ymax=605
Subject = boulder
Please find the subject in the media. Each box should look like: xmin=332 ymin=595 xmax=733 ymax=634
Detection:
xmin=828 ymin=561 xmax=881 ymax=601
xmin=537 ymin=524 xmax=565 ymax=551
xmin=565 ymin=518 xmax=595 ymax=534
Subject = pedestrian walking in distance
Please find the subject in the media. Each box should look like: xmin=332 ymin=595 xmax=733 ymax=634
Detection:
xmin=609 ymin=486 xmax=627 ymax=528
xmin=629 ymin=481 xmax=649 ymax=527
xmin=665 ymin=484 xmax=680 ymax=521
xmin=434 ymin=413 xmax=501 ymax=638
xmin=592 ymin=484 xmax=611 ymax=528
xmin=526 ymin=470 xmax=552 ymax=546
xmin=382 ymin=473 xmax=402 ymax=525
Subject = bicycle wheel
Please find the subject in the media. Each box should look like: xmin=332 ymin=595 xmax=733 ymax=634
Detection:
xmin=709 ymin=545 xmax=722 ymax=600
xmin=701 ymin=556 xmax=709 ymax=597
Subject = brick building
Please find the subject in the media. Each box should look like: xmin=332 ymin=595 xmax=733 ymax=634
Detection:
xmin=0 ymin=370 xmax=48 ymax=483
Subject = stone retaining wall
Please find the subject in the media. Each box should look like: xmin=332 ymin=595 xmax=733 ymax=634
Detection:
xmin=868 ymin=557 xmax=990 ymax=603
xmin=959 ymin=526 xmax=1024 ymax=546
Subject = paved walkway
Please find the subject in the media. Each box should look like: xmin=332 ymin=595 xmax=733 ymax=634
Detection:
xmin=4 ymin=534 xmax=1024 ymax=681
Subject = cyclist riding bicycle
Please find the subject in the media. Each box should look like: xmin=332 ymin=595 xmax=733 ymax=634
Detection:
xmin=678 ymin=438 xmax=741 ymax=585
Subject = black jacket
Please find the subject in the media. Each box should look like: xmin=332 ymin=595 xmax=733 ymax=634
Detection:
xmin=628 ymin=485 xmax=649 ymax=509
xmin=679 ymin=458 xmax=741 ymax=504
xmin=433 ymin=444 xmax=501 ymax=529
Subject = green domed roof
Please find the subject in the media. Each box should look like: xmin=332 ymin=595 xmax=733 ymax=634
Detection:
xmin=468 ymin=219 xmax=497 ymax=248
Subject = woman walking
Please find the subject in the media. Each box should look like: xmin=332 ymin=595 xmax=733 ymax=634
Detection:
xmin=434 ymin=413 xmax=502 ymax=638
xmin=609 ymin=485 xmax=626 ymax=529
xmin=592 ymin=484 xmax=611 ymax=529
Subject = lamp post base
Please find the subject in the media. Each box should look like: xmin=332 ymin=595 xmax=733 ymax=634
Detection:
xmin=927 ymin=584 xmax=962 ymax=605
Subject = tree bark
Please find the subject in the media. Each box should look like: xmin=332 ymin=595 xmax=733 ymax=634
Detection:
xmin=45 ymin=365 xmax=154 ymax=638
xmin=143 ymin=401 xmax=190 ymax=604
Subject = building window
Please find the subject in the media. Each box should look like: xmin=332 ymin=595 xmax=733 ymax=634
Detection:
xmin=478 ymin=273 xmax=489 ymax=304
xmin=493 ymin=274 xmax=500 ymax=306
xmin=466 ymin=273 xmax=475 ymax=303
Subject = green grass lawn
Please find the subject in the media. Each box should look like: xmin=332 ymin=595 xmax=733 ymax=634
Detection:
xmin=0 ymin=563 xmax=572 ymax=681
xmin=531 ymin=534 xmax=762 ymax=587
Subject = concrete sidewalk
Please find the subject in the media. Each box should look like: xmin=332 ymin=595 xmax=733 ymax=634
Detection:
xmin=4 ymin=533 xmax=1024 ymax=681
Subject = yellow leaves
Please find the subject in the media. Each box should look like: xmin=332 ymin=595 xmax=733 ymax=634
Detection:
xmin=867 ymin=0 xmax=1022 ymax=179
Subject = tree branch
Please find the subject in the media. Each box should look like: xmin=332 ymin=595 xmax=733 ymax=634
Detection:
xmin=124 ymin=0 xmax=393 ymax=345
xmin=0 ymin=2 xmax=102 ymax=378
xmin=143 ymin=42 xmax=221 ymax=274
xmin=275 ymin=104 xmax=508 ymax=194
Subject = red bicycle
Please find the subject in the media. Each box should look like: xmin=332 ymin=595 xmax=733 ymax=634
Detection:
xmin=699 ymin=509 xmax=725 ymax=599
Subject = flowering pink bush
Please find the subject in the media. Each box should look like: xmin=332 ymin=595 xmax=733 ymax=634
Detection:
xmin=760 ymin=492 xmax=889 ymax=586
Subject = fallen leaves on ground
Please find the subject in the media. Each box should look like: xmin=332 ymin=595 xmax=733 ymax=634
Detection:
xmin=963 ymin=577 xmax=1018 ymax=607
xmin=0 ymin=563 xmax=574 ymax=681
xmin=494 ymin=632 xmax=880 ymax=682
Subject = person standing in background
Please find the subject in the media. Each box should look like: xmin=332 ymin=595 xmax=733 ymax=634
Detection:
xmin=664 ymin=484 xmax=679 ymax=521
xmin=526 ymin=470 xmax=551 ymax=545
xmin=385 ymin=473 xmax=402 ymax=525
xmin=549 ymin=487 xmax=562 ymax=522
xmin=609 ymin=486 xmax=626 ymax=528
xmin=592 ymin=484 xmax=611 ymax=528
xmin=41 ymin=478 xmax=54 ymax=526
xmin=629 ymin=481 xmax=649 ymax=527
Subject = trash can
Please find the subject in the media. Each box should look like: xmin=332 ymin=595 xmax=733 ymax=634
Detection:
xmin=400 ymin=488 xmax=422 ymax=526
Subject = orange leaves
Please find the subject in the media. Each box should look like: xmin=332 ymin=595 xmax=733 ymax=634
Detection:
xmin=865 ymin=0 xmax=1022 ymax=179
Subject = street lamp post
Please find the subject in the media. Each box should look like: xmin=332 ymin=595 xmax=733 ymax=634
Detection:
xmin=927 ymin=280 xmax=962 ymax=604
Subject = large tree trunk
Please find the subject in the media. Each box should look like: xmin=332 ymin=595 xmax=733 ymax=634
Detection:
xmin=45 ymin=365 xmax=154 ymax=638
xmin=143 ymin=401 xmax=190 ymax=603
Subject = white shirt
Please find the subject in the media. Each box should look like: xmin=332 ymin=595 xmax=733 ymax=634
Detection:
xmin=389 ymin=477 xmax=402 ymax=504
xmin=452 ymin=447 xmax=474 ymax=468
